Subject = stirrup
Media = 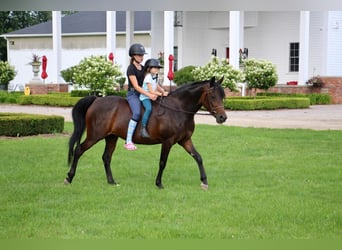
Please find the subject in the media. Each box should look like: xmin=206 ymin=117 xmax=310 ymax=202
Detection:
xmin=124 ymin=142 xmax=137 ymax=151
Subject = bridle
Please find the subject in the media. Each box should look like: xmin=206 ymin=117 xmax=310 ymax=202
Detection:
xmin=157 ymin=86 xmax=224 ymax=115
xmin=205 ymin=87 xmax=225 ymax=116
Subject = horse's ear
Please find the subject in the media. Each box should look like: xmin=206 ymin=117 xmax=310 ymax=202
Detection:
xmin=217 ymin=77 xmax=224 ymax=85
xmin=209 ymin=76 xmax=216 ymax=87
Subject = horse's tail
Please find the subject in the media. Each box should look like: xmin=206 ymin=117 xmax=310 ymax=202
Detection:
xmin=68 ymin=95 xmax=97 ymax=165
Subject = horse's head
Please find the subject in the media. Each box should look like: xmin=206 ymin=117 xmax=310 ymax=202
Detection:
xmin=202 ymin=77 xmax=227 ymax=124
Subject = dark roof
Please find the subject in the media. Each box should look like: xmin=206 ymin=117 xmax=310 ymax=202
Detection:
xmin=4 ymin=11 xmax=151 ymax=36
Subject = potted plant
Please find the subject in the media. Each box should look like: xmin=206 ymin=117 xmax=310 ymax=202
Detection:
xmin=306 ymin=76 xmax=323 ymax=88
xmin=29 ymin=53 xmax=42 ymax=83
xmin=0 ymin=60 xmax=17 ymax=91
xmin=30 ymin=53 xmax=41 ymax=71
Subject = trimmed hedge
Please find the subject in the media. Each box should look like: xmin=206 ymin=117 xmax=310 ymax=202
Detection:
xmin=0 ymin=113 xmax=64 ymax=137
xmin=17 ymin=95 xmax=82 ymax=107
xmin=224 ymin=97 xmax=310 ymax=110
xmin=0 ymin=91 xmax=24 ymax=103
xmin=257 ymin=92 xmax=331 ymax=105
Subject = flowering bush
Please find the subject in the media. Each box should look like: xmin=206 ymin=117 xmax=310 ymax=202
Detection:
xmin=66 ymin=55 xmax=124 ymax=96
xmin=192 ymin=56 xmax=244 ymax=91
xmin=0 ymin=61 xmax=17 ymax=85
xmin=243 ymin=58 xmax=278 ymax=92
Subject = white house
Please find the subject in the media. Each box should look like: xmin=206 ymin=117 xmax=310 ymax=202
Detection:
xmin=2 ymin=11 xmax=342 ymax=88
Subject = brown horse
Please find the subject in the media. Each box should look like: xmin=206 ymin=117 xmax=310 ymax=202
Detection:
xmin=66 ymin=77 xmax=227 ymax=189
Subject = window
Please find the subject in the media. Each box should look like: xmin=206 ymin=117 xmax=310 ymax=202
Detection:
xmin=289 ymin=42 xmax=299 ymax=72
xmin=173 ymin=46 xmax=178 ymax=71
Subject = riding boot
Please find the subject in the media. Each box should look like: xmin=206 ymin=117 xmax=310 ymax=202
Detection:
xmin=141 ymin=126 xmax=150 ymax=138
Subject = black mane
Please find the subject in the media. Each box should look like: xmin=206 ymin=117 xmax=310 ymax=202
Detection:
xmin=170 ymin=79 xmax=225 ymax=99
xmin=169 ymin=79 xmax=210 ymax=95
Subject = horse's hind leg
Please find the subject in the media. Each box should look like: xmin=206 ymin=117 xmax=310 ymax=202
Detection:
xmin=102 ymin=135 xmax=118 ymax=185
xmin=179 ymin=139 xmax=208 ymax=190
xmin=65 ymin=139 xmax=97 ymax=184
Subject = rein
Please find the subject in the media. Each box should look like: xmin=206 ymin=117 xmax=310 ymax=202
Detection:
xmin=157 ymin=96 xmax=196 ymax=114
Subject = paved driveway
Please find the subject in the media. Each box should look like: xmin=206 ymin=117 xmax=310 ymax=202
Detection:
xmin=1 ymin=104 xmax=342 ymax=130
xmin=195 ymin=104 xmax=342 ymax=130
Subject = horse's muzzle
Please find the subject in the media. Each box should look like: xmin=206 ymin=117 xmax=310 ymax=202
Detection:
xmin=216 ymin=113 xmax=227 ymax=124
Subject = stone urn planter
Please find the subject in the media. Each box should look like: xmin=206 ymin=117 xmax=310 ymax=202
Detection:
xmin=29 ymin=54 xmax=43 ymax=84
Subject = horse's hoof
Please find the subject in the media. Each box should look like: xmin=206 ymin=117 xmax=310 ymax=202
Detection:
xmin=156 ymin=184 xmax=164 ymax=189
xmin=200 ymin=182 xmax=208 ymax=190
xmin=64 ymin=178 xmax=71 ymax=185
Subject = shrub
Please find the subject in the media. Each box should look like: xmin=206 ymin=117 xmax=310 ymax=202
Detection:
xmin=224 ymin=97 xmax=310 ymax=110
xmin=0 ymin=61 xmax=17 ymax=86
xmin=62 ymin=55 xmax=124 ymax=96
xmin=309 ymin=93 xmax=331 ymax=104
xmin=0 ymin=113 xmax=64 ymax=137
xmin=70 ymin=90 xmax=102 ymax=97
xmin=192 ymin=56 xmax=244 ymax=91
xmin=243 ymin=58 xmax=278 ymax=93
xmin=257 ymin=92 xmax=331 ymax=105
xmin=0 ymin=91 xmax=23 ymax=103
xmin=60 ymin=65 xmax=78 ymax=83
xmin=18 ymin=95 xmax=81 ymax=106
xmin=71 ymin=89 xmax=127 ymax=98
xmin=173 ymin=65 xmax=196 ymax=86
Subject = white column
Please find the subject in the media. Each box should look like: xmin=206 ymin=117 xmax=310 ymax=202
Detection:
xmin=164 ymin=11 xmax=174 ymax=85
xmin=52 ymin=11 xmax=63 ymax=83
xmin=299 ymin=11 xmax=310 ymax=84
xmin=106 ymin=11 xmax=116 ymax=60
xmin=125 ymin=11 xmax=134 ymax=71
xmin=239 ymin=11 xmax=244 ymax=51
xmin=238 ymin=11 xmax=246 ymax=96
xmin=321 ymin=11 xmax=329 ymax=76
xmin=229 ymin=11 xmax=240 ymax=70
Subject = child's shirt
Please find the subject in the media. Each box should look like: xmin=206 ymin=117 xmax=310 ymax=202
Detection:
xmin=140 ymin=73 xmax=158 ymax=101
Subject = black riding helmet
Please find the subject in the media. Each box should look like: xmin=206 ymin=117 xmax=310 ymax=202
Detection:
xmin=129 ymin=43 xmax=147 ymax=57
xmin=144 ymin=58 xmax=163 ymax=72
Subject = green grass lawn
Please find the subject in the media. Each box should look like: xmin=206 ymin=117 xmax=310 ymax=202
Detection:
xmin=0 ymin=124 xmax=341 ymax=239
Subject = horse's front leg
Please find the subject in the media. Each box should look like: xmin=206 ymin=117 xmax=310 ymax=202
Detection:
xmin=155 ymin=142 xmax=172 ymax=189
xmin=102 ymin=135 xmax=118 ymax=185
xmin=179 ymin=139 xmax=208 ymax=190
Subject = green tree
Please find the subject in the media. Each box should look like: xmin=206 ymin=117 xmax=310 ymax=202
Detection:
xmin=0 ymin=11 xmax=52 ymax=61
